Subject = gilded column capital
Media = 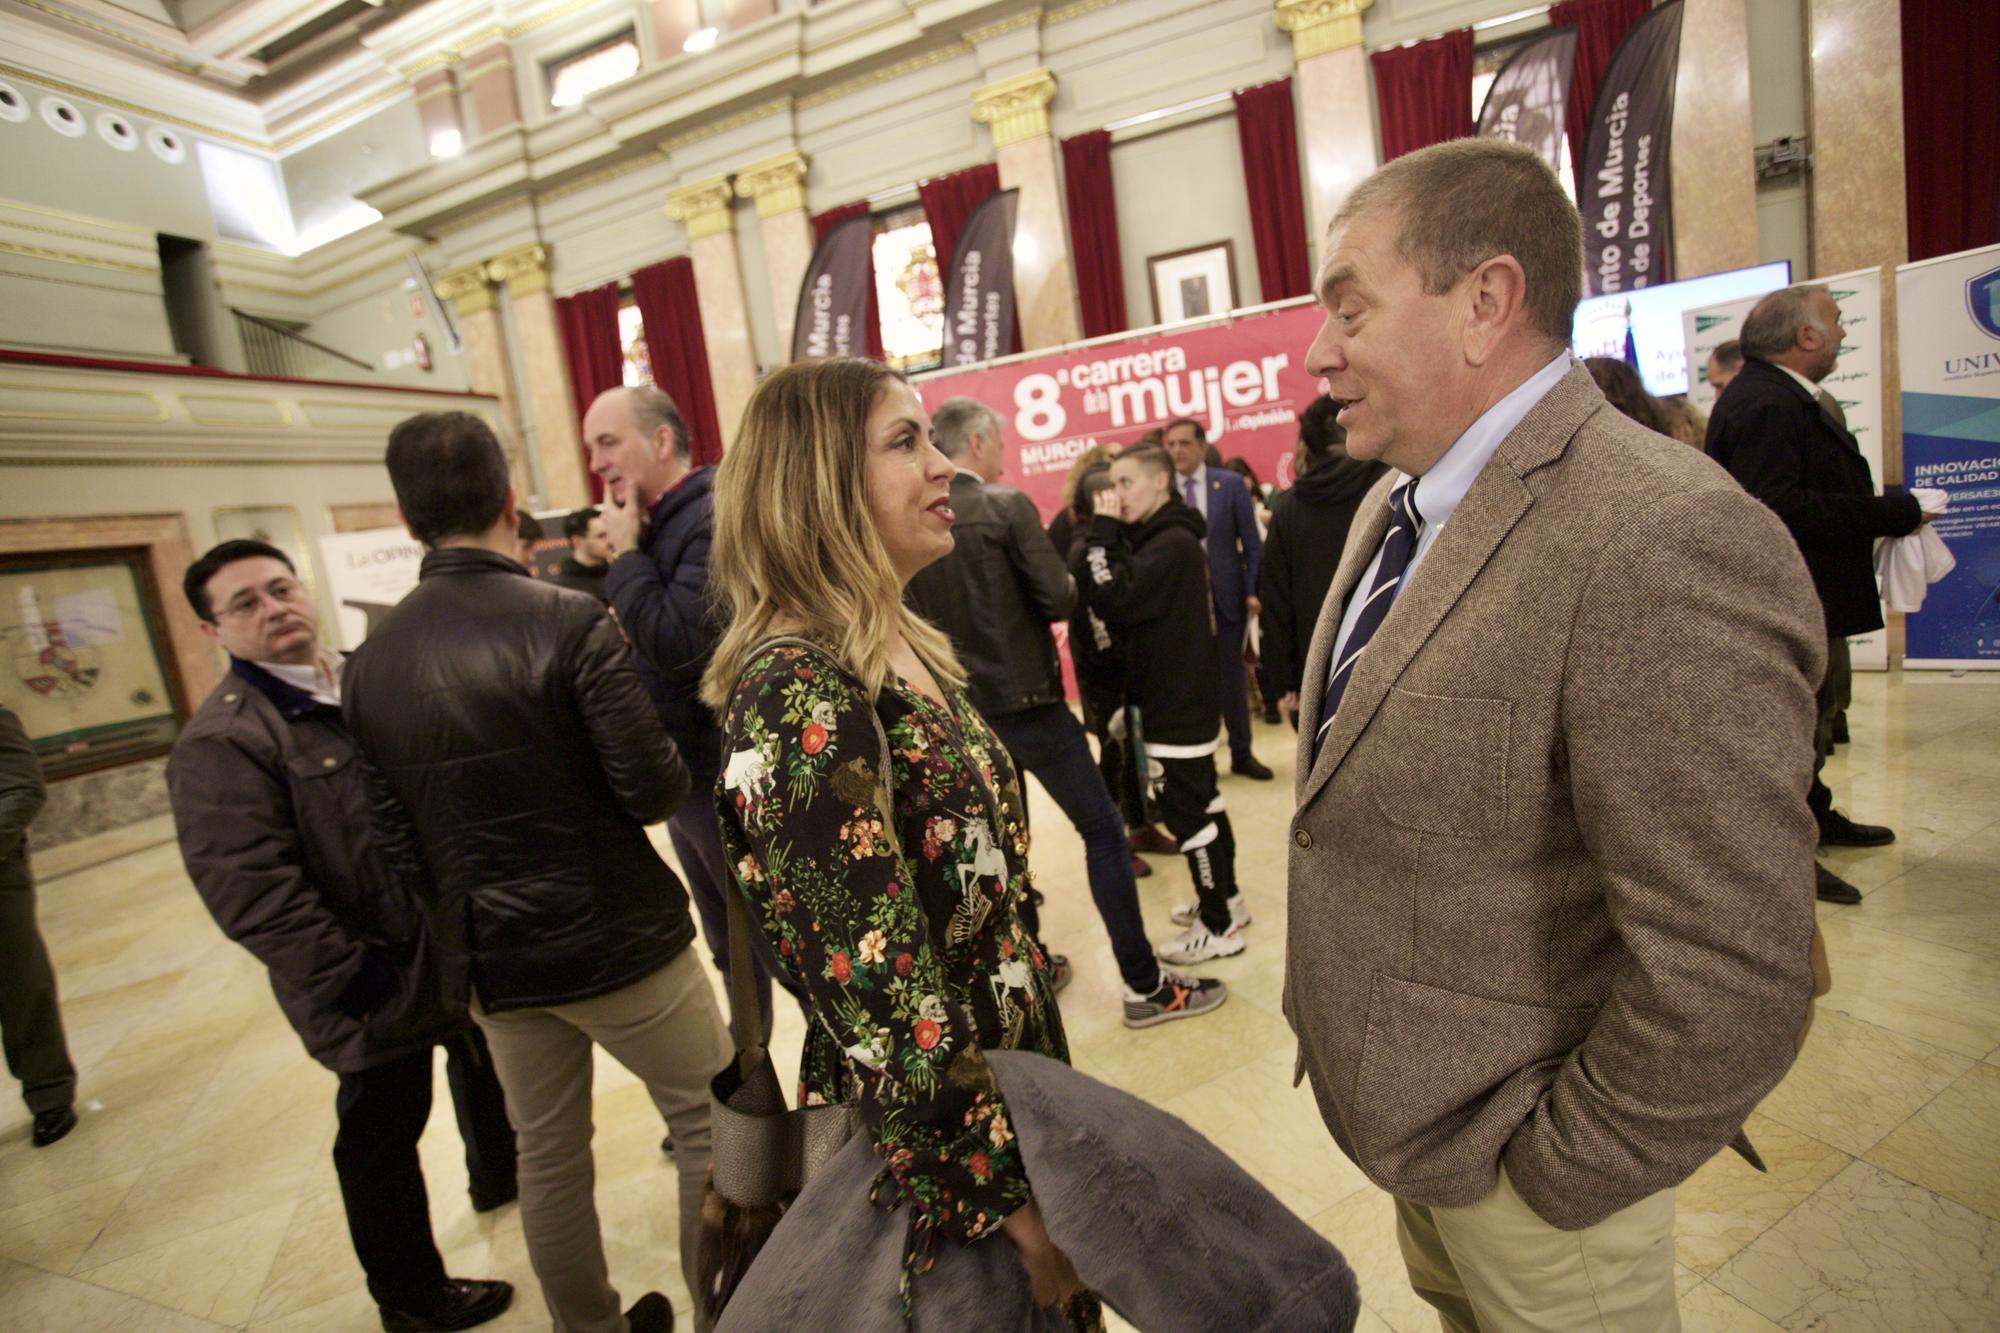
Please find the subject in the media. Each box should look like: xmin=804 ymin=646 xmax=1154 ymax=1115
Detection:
xmin=435 ymin=261 xmax=497 ymax=316
xmin=732 ymin=151 xmax=811 ymax=220
xmin=484 ymin=243 xmax=553 ymax=297
xmin=972 ymin=67 xmax=1057 ymax=150
xmin=1274 ymin=0 xmax=1374 ymax=60
xmin=666 ymin=176 xmax=738 ymax=241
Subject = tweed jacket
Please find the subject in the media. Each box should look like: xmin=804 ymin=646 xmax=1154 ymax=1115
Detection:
xmin=1285 ymin=364 xmax=1824 ymax=1231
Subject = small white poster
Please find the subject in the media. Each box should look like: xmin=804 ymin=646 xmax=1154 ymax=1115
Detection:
xmin=1683 ymin=267 xmax=1888 ymax=669
xmin=317 ymin=527 xmax=425 ymax=650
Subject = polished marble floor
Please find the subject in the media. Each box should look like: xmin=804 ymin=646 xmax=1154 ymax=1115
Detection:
xmin=3 ymin=670 xmax=1997 ymax=1331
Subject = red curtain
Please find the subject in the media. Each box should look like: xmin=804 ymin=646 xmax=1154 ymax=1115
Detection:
xmin=810 ymin=201 xmax=885 ymax=360
xmin=630 ymin=258 xmax=725 ymax=466
xmin=917 ymin=164 xmax=1001 ymax=278
xmin=1902 ymin=1 xmax=2000 ymax=262
xmin=1232 ymin=78 xmax=1313 ymax=302
xmin=1550 ymin=0 xmax=1651 ymax=184
xmin=1062 ymin=130 xmax=1128 ymax=338
xmin=554 ymin=282 xmax=624 ymax=497
xmin=1370 ymin=29 xmax=1474 ymax=163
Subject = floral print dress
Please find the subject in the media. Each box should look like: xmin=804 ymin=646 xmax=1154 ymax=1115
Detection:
xmin=717 ymin=641 xmax=1097 ymax=1324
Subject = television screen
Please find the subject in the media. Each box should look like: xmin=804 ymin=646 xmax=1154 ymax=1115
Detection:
xmin=1571 ymin=261 xmax=1791 ymax=396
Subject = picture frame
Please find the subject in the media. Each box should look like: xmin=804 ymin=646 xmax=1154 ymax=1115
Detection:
xmin=211 ymin=504 xmax=317 ymax=596
xmin=1148 ymin=241 xmax=1239 ymax=326
xmin=1 ymin=549 xmax=187 ymax=778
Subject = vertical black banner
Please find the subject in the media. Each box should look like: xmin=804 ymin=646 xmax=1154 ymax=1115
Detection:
xmin=1476 ymin=27 xmax=1578 ymax=181
xmin=790 ymin=215 xmax=873 ymax=361
xmin=1579 ymin=0 xmax=1683 ymax=297
xmin=942 ymin=189 xmax=1020 ymax=368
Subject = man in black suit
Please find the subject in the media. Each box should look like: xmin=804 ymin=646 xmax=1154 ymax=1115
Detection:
xmin=1707 ymin=284 xmax=1925 ymax=904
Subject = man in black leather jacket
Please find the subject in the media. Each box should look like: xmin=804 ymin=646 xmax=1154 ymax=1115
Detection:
xmin=906 ymin=397 xmax=1225 ymax=1030
xmin=169 ymin=538 xmax=516 ymax=1333
xmin=345 ymin=413 xmax=729 ymax=1333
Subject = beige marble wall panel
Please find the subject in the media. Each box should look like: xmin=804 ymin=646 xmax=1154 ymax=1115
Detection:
xmin=759 ymin=208 xmax=815 ymax=357
xmin=465 ymin=42 xmax=522 ymax=137
xmin=412 ymin=70 xmax=463 ymax=152
xmin=455 ymin=305 xmax=533 ymax=500
xmin=505 ymin=290 xmax=591 ymax=509
xmin=997 ymin=135 xmax=1084 ymax=351
xmin=1297 ymin=46 xmax=1379 ymax=263
xmin=1671 ymin=0 xmax=1760 ymax=279
xmin=690 ymin=230 xmax=761 ymax=448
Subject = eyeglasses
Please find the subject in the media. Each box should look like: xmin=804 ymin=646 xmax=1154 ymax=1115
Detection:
xmin=215 ymin=579 xmax=309 ymax=620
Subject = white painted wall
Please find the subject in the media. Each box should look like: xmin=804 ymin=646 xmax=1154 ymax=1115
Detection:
xmin=1111 ymin=111 xmax=1263 ymax=325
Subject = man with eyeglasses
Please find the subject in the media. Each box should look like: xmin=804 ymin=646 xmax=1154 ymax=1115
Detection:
xmin=166 ymin=539 xmax=518 ymax=1333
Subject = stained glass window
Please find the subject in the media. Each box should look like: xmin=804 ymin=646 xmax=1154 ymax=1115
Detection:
xmin=618 ymin=301 xmax=650 ymax=387
xmin=872 ymin=205 xmax=944 ymax=372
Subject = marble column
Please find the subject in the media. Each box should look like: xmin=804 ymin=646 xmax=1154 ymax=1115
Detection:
xmin=1808 ymin=0 xmax=1908 ymax=481
xmin=733 ymin=150 xmax=815 ymax=356
xmin=485 ymin=244 xmax=592 ymax=510
xmin=1276 ymin=0 xmax=1378 ymax=261
xmin=413 ymin=68 xmax=465 ymax=157
xmin=666 ymin=176 xmax=761 ymax=446
xmin=462 ymin=41 xmax=521 ymax=138
xmin=433 ymin=261 xmax=532 ymax=498
xmin=650 ymin=0 xmax=702 ymax=57
xmin=973 ymin=68 xmax=1083 ymax=351
xmin=1669 ymin=0 xmax=1760 ymax=280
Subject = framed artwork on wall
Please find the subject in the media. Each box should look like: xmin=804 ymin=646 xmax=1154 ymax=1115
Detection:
xmin=1 ymin=549 xmax=186 ymax=778
xmin=211 ymin=505 xmax=317 ymax=595
xmin=1148 ymin=241 xmax=1239 ymax=326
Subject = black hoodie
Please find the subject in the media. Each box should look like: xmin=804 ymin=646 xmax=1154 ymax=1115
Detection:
xmin=1070 ymin=495 xmax=1220 ymax=746
xmin=1258 ymin=452 xmax=1391 ymax=696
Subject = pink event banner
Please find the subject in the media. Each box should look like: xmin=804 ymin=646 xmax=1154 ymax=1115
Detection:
xmin=914 ymin=299 xmax=1328 ymax=520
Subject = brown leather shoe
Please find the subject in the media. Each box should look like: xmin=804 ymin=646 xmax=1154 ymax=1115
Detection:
xmin=1129 ymin=826 xmax=1178 ymax=855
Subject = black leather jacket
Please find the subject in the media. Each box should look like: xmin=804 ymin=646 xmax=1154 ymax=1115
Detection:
xmin=344 ymin=547 xmax=696 ymax=1012
xmin=906 ymin=470 xmax=1075 ymax=720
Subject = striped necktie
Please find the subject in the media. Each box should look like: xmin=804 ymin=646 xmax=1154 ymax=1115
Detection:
xmin=1314 ymin=480 xmax=1422 ymax=765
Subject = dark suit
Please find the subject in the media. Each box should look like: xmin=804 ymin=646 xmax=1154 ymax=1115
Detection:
xmin=1179 ymin=465 xmax=1263 ymax=762
xmin=1707 ymin=358 xmax=1922 ymax=823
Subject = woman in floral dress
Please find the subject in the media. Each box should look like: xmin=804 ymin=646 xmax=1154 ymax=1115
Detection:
xmin=702 ymin=357 xmax=1098 ymax=1326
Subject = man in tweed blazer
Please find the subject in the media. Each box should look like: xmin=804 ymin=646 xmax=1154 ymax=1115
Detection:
xmin=1286 ymin=139 xmax=1826 ymax=1330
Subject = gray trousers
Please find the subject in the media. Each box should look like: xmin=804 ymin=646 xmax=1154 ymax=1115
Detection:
xmin=0 ymin=876 xmax=76 ymax=1116
xmin=474 ymin=948 xmax=731 ymax=1333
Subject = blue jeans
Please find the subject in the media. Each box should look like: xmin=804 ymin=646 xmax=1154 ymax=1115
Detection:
xmin=989 ymin=703 xmax=1161 ymax=994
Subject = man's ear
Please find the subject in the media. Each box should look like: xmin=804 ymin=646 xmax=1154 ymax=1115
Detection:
xmin=1462 ymin=255 xmax=1529 ymax=367
xmin=500 ymin=488 xmax=519 ymax=532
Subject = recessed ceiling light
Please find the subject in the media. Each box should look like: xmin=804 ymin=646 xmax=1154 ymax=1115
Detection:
xmin=683 ymin=27 xmax=718 ymax=54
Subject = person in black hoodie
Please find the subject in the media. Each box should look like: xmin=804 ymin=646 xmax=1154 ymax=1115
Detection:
xmin=1259 ymin=397 xmax=1390 ymax=726
xmin=1073 ymin=443 xmax=1246 ymax=966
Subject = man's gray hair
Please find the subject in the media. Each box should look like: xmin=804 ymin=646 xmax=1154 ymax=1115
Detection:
xmin=1739 ymin=285 xmax=1830 ymax=362
xmin=629 ymin=384 xmax=689 ymax=458
xmin=931 ymin=396 xmax=1002 ymax=460
xmin=1329 ymin=138 xmax=1582 ymax=346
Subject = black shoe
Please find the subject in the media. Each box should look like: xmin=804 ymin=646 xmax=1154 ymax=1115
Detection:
xmin=1261 ymin=702 xmax=1281 ymax=724
xmin=30 ymin=1106 xmax=77 ymax=1148
xmin=1819 ymin=810 xmax=1894 ymax=848
xmin=380 ymin=1278 xmax=514 ymax=1332
xmin=660 ymin=1134 xmax=674 ymax=1156
xmin=1831 ymin=716 xmax=1850 ymax=744
xmin=469 ymin=1179 xmax=516 ymax=1213
xmin=1231 ymin=755 xmax=1275 ymax=781
xmin=1815 ymin=863 xmax=1863 ymax=905
xmin=625 ymin=1291 xmax=673 ymax=1333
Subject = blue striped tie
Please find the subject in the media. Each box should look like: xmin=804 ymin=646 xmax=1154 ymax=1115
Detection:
xmin=1314 ymin=480 xmax=1422 ymax=765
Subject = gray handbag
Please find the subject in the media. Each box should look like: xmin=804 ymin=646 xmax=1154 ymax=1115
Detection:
xmin=698 ymin=635 xmax=889 ymax=1323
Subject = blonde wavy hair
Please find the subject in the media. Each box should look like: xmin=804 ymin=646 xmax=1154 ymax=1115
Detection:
xmin=701 ymin=357 xmax=965 ymax=710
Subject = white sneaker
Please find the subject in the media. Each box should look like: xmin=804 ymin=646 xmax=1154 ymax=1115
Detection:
xmin=1169 ymin=895 xmax=1251 ymax=930
xmin=1154 ymin=921 xmax=1246 ymax=965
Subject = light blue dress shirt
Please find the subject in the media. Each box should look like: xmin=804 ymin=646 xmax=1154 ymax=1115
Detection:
xmin=1324 ymin=352 xmax=1574 ymax=692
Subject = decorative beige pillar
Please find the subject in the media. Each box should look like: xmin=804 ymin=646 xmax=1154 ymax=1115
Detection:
xmin=666 ymin=177 xmax=761 ymax=448
xmin=1669 ymin=0 xmax=1759 ymax=279
xmin=412 ymin=67 xmax=466 ymax=157
xmin=1807 ymin=0 xmax=1910 ymax=653
xmin=973 ymin=68 xmax=1083 ymax=351
xmin=485 ymin=244 xmax=592 ymax=509
xmin=433 ymin=261 xmax=532 ymax=498
xmin=1277 ymin=0 xmax=1378 ymax=261
xmin=462 ymin=41 xmax=521 ymax=137
xmin=735 ymin=151 xmax=815 ymax=356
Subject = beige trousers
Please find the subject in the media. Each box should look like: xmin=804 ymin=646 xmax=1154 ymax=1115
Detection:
xmin=1395 ymin=1166 xmax=1679 ymax=1332
xmin=474 ymin=948 xmax=731 ymax=1333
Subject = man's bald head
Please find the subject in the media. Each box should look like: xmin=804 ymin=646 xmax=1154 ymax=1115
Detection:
xmin=583 ymin=384 xmax=692 ymax=507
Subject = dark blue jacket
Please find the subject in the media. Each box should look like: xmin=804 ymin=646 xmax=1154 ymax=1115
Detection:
xmin=1184 ymin=464 xmax=1262 ymax=627
xmin=606 ymin=465 xmax=721 ymax=778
